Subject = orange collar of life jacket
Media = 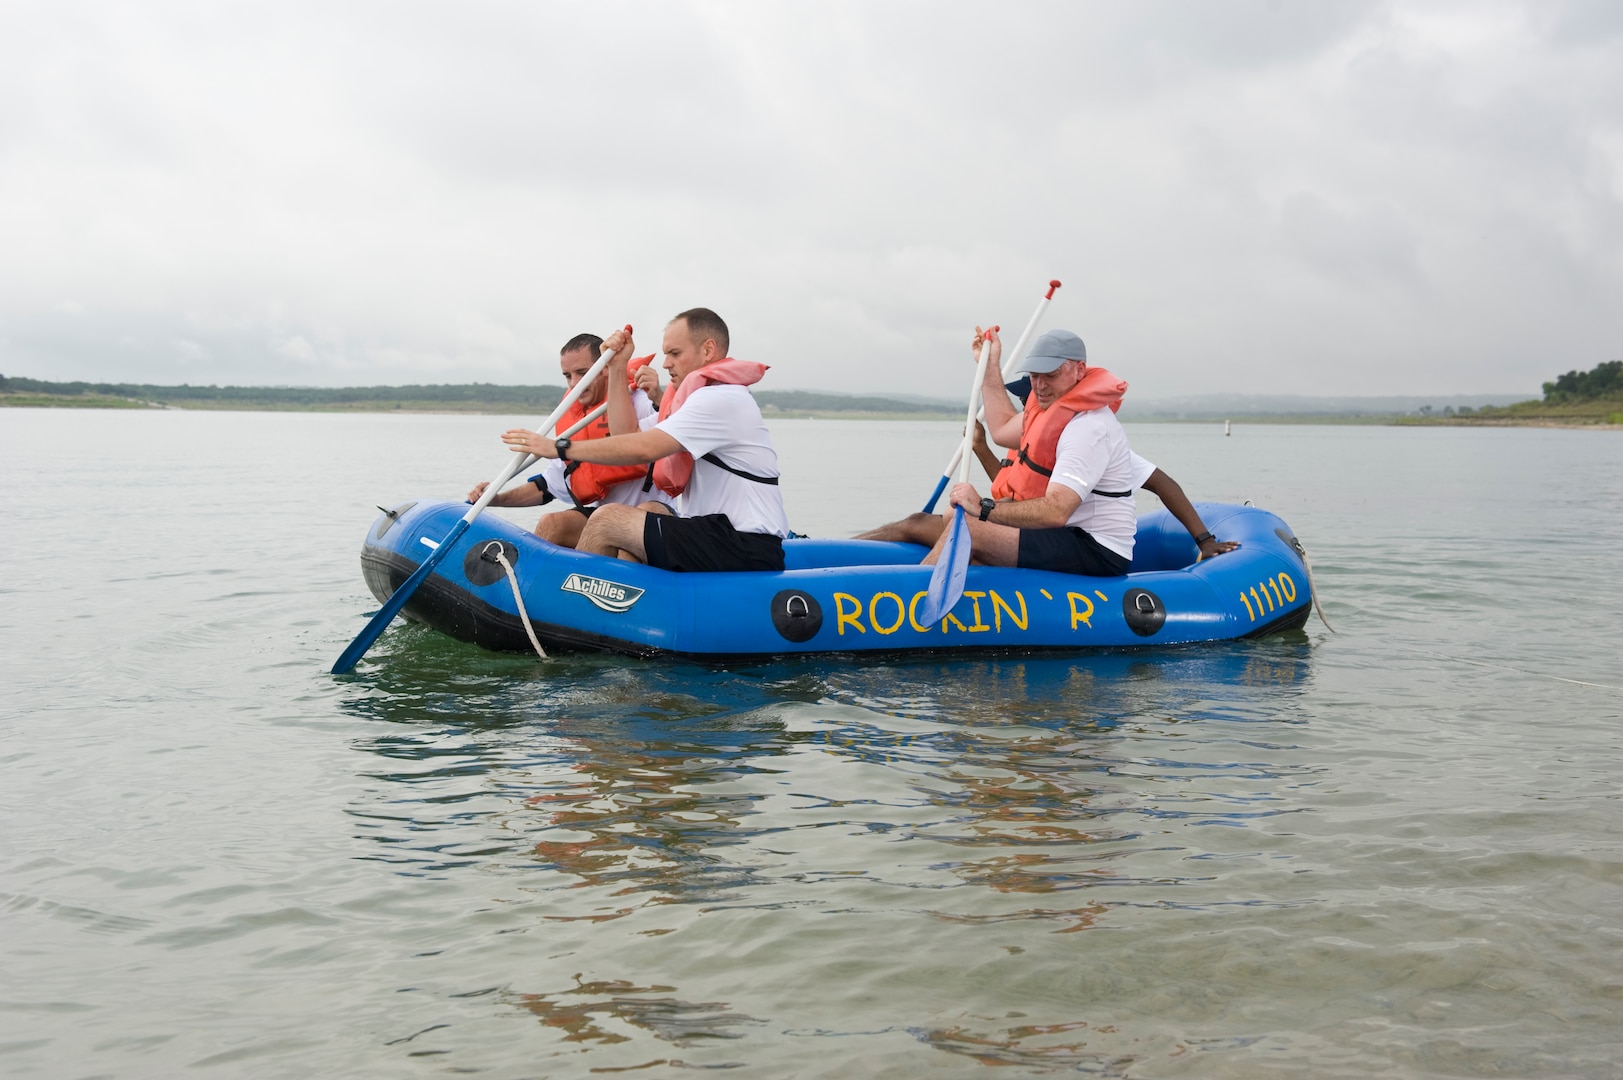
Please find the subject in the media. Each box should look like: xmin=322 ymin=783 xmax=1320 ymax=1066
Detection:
xmin=989 ymin=366 xmax=1127 ymax=501
xmin=649 ymin=358 xmax=770 ymax=497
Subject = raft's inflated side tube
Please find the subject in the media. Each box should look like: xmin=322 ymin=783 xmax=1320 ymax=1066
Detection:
xmin=358 ymin=501 xmax=1313 ymax=660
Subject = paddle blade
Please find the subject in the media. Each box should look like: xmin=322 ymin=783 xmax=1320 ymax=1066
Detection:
xmin=331 ymin=517 xmax=471 ymax=674
xmin=921 ymin=473 xmax=950 ymax=514
xmin=915 ymin=506 xmax=971 ymax=627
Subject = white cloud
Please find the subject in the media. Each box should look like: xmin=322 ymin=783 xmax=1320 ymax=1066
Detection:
xmin=1 ymin=0 xmax=1618 ymax=397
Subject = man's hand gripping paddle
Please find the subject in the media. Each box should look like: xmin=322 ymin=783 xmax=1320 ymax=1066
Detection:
xmin=331 ymin=327 xmax=631 ymax=674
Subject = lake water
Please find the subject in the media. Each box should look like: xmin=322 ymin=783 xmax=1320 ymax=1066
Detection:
xmin=3 ymin=408 xmax=1621 ymax=1078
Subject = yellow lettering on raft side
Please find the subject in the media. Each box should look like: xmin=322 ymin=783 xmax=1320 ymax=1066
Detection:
xmin=960 ymin=591 xmax=991 ymax=632
xmin=869 ymin=592 xmax=905 ymax=635
xmin=1094 ymin=589 xmax=1108 ymax=602
xmin=834 ymin=592 xmax=865 ymax=635
xmin=907 ymin=591 xmax=931 ymax=633
xmin=943 ymin=611 xmax=969 ymax=633
xmin=1068 ymin=592 xmax=1096 ymax=630
xmin=1278 ymin=573 xmax=1298 ymax=602
xmin=990 ymin=590 xmax=1028 ymax=632
xmin=1040 ymin=589 xmax=1054 ymax=600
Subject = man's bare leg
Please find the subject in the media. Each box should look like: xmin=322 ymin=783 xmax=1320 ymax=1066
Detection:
xmin=577 ymin=504 xmax=651 ymax=562
xmin=920 ymin=517 xmax=1022 ymax=567
xmin=534 ymin=509 xmax=587 ymax=548
xmin=854 ymin=512 xmax=948 ymax=545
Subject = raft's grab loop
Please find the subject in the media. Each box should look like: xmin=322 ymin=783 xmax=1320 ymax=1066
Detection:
xmin=770 ymin=589 xmax=824 ymax=643
xmin=484 ymin=541 xmax=548 ymax=660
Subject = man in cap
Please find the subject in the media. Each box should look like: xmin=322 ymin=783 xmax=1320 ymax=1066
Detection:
xmin=858 ymin=326 xmax=1234 ymax=572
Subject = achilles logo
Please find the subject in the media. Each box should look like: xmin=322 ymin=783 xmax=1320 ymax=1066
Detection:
xmin=560 ymin=573 xmax=645 ymax=613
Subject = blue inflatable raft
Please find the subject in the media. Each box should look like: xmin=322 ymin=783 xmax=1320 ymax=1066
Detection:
xmin=356 ymin=500 xmax=1314 ymax=660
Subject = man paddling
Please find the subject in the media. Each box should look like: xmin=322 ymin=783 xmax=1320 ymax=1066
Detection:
xmin=504 ymin=308 xmax=790 ymax=571
xmin=468 ymin=333 xmax=671 ymax=549
xmin=968 ymin=420 xmax=1237 ymax=562
xmin=858 ymin=327 xmax=1235 ymax=572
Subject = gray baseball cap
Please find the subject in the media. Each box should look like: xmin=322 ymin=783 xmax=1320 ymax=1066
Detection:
xmin=1018 ymin=329 xmax=1087 ymax=374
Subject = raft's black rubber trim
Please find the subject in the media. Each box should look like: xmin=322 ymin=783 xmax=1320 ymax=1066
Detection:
xmin=1240 ymin=600 xmax=1311 ymax=638
xmin=363 ymin=548 xmax=658 ymax=657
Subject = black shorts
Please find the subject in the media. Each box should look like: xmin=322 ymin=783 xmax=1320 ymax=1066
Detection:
xmin=643 ymin=513 xmax=785 ymax=573
xmin=1016 ymin=526 xmax=1131 ymax=577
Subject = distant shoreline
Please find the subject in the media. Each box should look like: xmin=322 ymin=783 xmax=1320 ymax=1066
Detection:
xmin=0 ymin=393 xmax=963 ymax=421
xmin=4 ymin=380 xmax=1618 ymax=428
xmin=9 ymin=395 xmax=1620 ymax=428
xmin=1393 ymin=417 xmax=1623 ymax=431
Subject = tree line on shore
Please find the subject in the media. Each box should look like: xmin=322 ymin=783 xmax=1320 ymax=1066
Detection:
xmin=0 ymin=374 xmax=956 ymax=416
xmin=0 ymin=375 xmax=568 ymax=409
xmin=1408 ymin=359 xmax=1622 ymax=425
xmin=1542 ymin=360 xmax=1621 ymax=403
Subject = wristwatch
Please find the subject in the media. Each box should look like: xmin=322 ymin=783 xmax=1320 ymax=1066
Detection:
xmin=554 ymin=437 xmax=572 ymax=461
xmin=979 ymin=497 xmax=996 ymax=522
xmin=1193 ymin=530 xmax=1214 ymax=545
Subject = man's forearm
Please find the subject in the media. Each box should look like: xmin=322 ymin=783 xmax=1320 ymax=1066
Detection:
xmin=981 ymin=365 xmax=1020 ymax=445
xmin=494 ymin=482 xmax=549 ymax=507
xmin=984 ymin=494 xmax=1073 ymax=529
xmin=606 ymin=364 xmax=639 ymax=436
xmin=562 ymin=429 xmax=678 ymax=467
xmin=972 ymin=440 xmax=1004 ymax=480
xmin=1143 ymin=470 xmax=1209 ymax=539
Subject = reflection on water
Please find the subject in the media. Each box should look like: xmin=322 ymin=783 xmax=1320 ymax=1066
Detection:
xmin=509 ymin=976 xmax=762 ymax=1049
xmin=340 ymin=637 xmax=1318 ymax=1066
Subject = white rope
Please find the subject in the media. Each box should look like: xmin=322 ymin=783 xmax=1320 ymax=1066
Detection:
xmin=1297 ymin=542 xmax=1336 ymax=634
xmin=487 ymin=543 xmax=547 ymax=660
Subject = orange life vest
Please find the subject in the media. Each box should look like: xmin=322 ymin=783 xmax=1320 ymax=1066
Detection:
xmin=989 ymin=367 xmax=1128 ymax=501
xmin=555 ymin=355 xmax=657 ymax=505
xmin=649 ymin=358 xmax=770 ymax=497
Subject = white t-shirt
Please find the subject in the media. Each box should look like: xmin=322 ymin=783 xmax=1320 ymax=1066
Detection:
xmin=645 ymin=384 xmax=790 ymax=537
xmin=535 ymin=389 xmax=671 ymax=508
xmin=1128 ymin=450 xmax=1157 ymax=488
xmin=1046 ymin=408 xmax=1140 ymax=559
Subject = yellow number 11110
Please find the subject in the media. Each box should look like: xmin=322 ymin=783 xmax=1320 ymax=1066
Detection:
xmin=1239 ymin=572 xmax=1297 ymax=622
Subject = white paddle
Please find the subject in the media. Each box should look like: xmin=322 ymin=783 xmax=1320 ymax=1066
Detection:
xmin=922 ymin=280 xmax=1061 ymax=511
xmin=915 ymin=333 xmax=995 ymax=627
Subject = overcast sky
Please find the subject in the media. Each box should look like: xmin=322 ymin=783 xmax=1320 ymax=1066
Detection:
xmin=2 ymin=0 xmax=1620 ymax=398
